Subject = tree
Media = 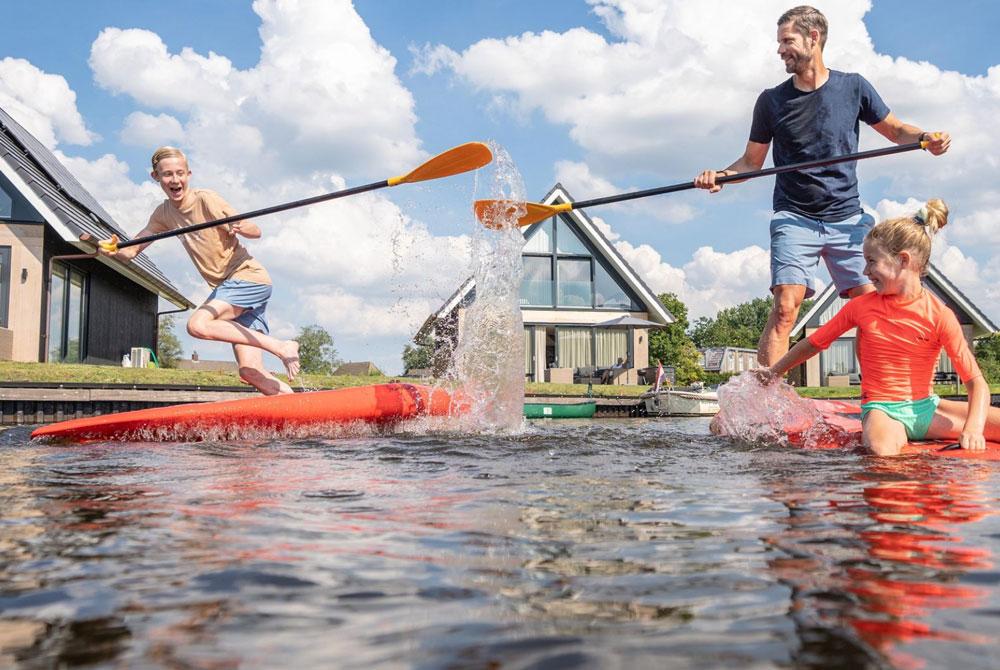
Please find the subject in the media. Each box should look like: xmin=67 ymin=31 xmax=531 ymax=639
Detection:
xmin=690 ymin=296 xmax=814 ymax=349
xmin=402 ymin=334 xmax=434 ymax=373
xmin=648 ymin=293 xmax=702 ymax=384
xmin=297 ymin=324 xmax=340 ymax=375
xmin=976 ymin=334 xmax=1000 ymax=383
xmin=157 ymin=315 xmax=184 ymax=368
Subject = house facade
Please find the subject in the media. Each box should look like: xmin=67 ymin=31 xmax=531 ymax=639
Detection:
xmin=788 ymin=265 xmax=997 ymax=386
xmin=417 ymin=184 xmax=674 ymax=384
xmin=0 ymin=105 xmax=193 ymax=365
xmin=700 ymin=346 xmax=761 ymax=375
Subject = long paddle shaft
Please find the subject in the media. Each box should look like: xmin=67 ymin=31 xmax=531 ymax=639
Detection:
xmin=476 ymin=140 xmax=928 ymax=228
xmin=98 ymin=142 xmax=493 ymax=252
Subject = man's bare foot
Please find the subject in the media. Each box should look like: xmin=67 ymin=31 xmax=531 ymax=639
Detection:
xmin=279 ymin=340 xmax=300 ymax=381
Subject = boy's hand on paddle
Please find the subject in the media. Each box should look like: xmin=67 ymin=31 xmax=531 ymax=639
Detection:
xmin=959 ymin=431 xmax=986 ymax=452
xmin=96 ymin=235 xmax=120 ymax=257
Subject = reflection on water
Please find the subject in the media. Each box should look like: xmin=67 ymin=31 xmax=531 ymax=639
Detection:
xmin=762 ymin=456 xmax=999 ymax=670
xmin=3 ymin=421 xmax=999 ymax=668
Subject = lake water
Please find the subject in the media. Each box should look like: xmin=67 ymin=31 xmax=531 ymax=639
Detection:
xmin=2 ymin=418 xmax=999 ymax=669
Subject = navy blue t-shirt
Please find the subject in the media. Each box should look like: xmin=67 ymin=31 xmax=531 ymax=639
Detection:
xmin=749 ymin=70 xmax=890 ymax=222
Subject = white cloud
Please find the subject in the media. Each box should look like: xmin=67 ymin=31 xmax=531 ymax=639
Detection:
xmin=610 ymin=233 xmax=772 ymax=321
xmin=89 ymin=0 xmax=423 ymax=179
xmin=0 ymin=57 xmax=96 ymax=148
xmin=555 ymin=160 xmax=696 ymax=223
xmin=120 ymin=112 xmax=185 ymax=147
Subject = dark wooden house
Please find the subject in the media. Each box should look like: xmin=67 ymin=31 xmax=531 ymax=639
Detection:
xmin=0 ymin=105 xmax=193 ymax=365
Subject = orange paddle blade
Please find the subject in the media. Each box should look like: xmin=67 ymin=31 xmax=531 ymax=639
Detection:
xmin=389 ymin=142 xmax=493 ymax=186
xmin=474 ymin=200 xmax=571 ymax=228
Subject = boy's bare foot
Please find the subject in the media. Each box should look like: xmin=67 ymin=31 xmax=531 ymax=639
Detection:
xmin=279 ymin=340 xmax=300 ymax=381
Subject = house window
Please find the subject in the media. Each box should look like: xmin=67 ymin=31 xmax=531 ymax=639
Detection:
xmin=555 ymin=326 xmax=629 ymax=370
xmin=820 ymin=339 xmax=857 ymax=376
xmin=594 ymin=261 xmax=630 ymax=309
xmin=519 ymin=214 xmax=640 ymax=310
xmin=594 ymin=328 xmax=627 ymax=367
xmin=0 ymin=246 xmax=10 ymax=328
xmin=522 ymin=218 xmax=553 ymax=253
xmin=557 ymin=258 xmax=590 ymax=307
xmin=0 ymin=186 xmax=12 ymax=219
xmin=937 ymin=349 xmax=954 ymax=374
xmin=521 ymin=256 xmax=553 ymax=306
xmin=556 ymin=327 xmax=592 ymax=368
xmin=48 ymin=262 xmax=87 ymax=362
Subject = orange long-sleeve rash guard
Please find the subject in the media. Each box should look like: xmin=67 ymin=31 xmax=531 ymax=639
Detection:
xmin=807 ymin=290 xmax=979 ymax=403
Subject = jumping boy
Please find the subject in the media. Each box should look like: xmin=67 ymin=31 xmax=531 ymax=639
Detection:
xmin=101 ymin=146 xmax=299 ymax=395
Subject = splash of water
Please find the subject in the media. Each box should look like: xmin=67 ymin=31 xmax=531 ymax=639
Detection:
xmin=715 ymin=371 xmax=857 ymax=449
xmin=439 ymin=142 xmax=527 ymax=433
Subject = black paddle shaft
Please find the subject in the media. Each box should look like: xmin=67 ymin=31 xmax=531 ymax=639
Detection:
xmin=572 ymin=142 xmax=925 ymax=210
xmin=114 ymin=179 xmax=390 ymax=250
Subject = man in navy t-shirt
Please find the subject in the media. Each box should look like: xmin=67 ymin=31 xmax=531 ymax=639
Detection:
xmin=694 ymin=5 xmax=949 ymax=367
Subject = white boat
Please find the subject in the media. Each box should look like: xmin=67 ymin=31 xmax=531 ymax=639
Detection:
xmin=641 ymin=385 xmax=719 ymax=417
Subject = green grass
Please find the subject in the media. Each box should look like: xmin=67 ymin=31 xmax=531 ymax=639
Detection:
xmin=0 ymin=361 xmax=392 ymax=389
xmin=1 ymin=361 xmax=987 ymax=399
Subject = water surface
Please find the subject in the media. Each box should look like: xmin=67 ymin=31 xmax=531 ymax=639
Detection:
xmin=2 ymin=419 xmax=999 ymax=668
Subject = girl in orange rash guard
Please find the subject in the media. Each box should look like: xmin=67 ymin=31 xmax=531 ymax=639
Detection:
xmin=762 ymin=199 xmax=1000 ymax=456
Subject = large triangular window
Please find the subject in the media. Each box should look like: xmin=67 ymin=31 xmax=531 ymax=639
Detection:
xmin=519 ymin=213 xmax=640 ymax=310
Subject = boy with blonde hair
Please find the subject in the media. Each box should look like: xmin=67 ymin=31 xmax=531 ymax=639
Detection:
xmin=102 ymin=146 xmax=299 ymax=395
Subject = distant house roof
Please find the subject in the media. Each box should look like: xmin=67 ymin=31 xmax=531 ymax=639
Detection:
xmin=333 ymin=361 xmax=384 ymax=376
xmin=790 ymin=264 xmax=998 ymax=339
xmin=415 ymin=183 xmax=674 ymax=340
xmin=0 ymin=105 xmax=193 ymax=309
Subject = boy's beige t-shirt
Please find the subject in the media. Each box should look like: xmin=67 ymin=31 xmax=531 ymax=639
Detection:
xmin=147 ymin=189 xmax=271 ymax=287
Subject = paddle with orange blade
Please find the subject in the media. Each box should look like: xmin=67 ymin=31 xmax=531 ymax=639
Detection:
xmin=95 ymin=142 xmax=493 ymax=252
xmin=475 ymin=140 xmax=930 ymax=229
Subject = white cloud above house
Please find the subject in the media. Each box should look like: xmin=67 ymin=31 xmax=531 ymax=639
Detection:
xmin=0 ymin=57 xmax=96 ymax=149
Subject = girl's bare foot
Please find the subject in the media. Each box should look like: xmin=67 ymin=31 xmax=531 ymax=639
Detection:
xmin=279 ymin=340 xmax=300 ymax=381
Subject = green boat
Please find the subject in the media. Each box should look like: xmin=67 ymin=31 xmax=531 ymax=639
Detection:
xmin=523 ymin=400 xmax=597 ymax=419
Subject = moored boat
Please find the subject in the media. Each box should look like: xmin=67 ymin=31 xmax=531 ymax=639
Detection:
xmin=641 ymin=385 xmax=719 ymax=417
xmin=524 ymin=400 xmax=597 ymax=419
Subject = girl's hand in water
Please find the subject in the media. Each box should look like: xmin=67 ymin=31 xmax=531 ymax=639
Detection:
xmin=753 ymin=369 xmax=781 ymax=385
xmin=959 ymin=431 xmax=986 ymax=452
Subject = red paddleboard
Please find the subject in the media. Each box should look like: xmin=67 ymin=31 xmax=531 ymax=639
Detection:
xmin=798 ymin=399 xmax=1000 ymax=460
xmin=31 ymin=383 xmax=461 ymax=443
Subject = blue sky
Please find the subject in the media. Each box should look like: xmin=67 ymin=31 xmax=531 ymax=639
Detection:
xmin=2 ymin=1 xmax=998 ymax=374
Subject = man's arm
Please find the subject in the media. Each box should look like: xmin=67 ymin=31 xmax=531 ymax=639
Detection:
xmin=871 ymin=113 xmax=950 ymax=156
xmin=694 ymin=140 xmax=770 ymax=193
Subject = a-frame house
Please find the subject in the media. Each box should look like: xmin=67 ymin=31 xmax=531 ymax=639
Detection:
xmin=417 ymin=184 xmax=674 ymax=384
